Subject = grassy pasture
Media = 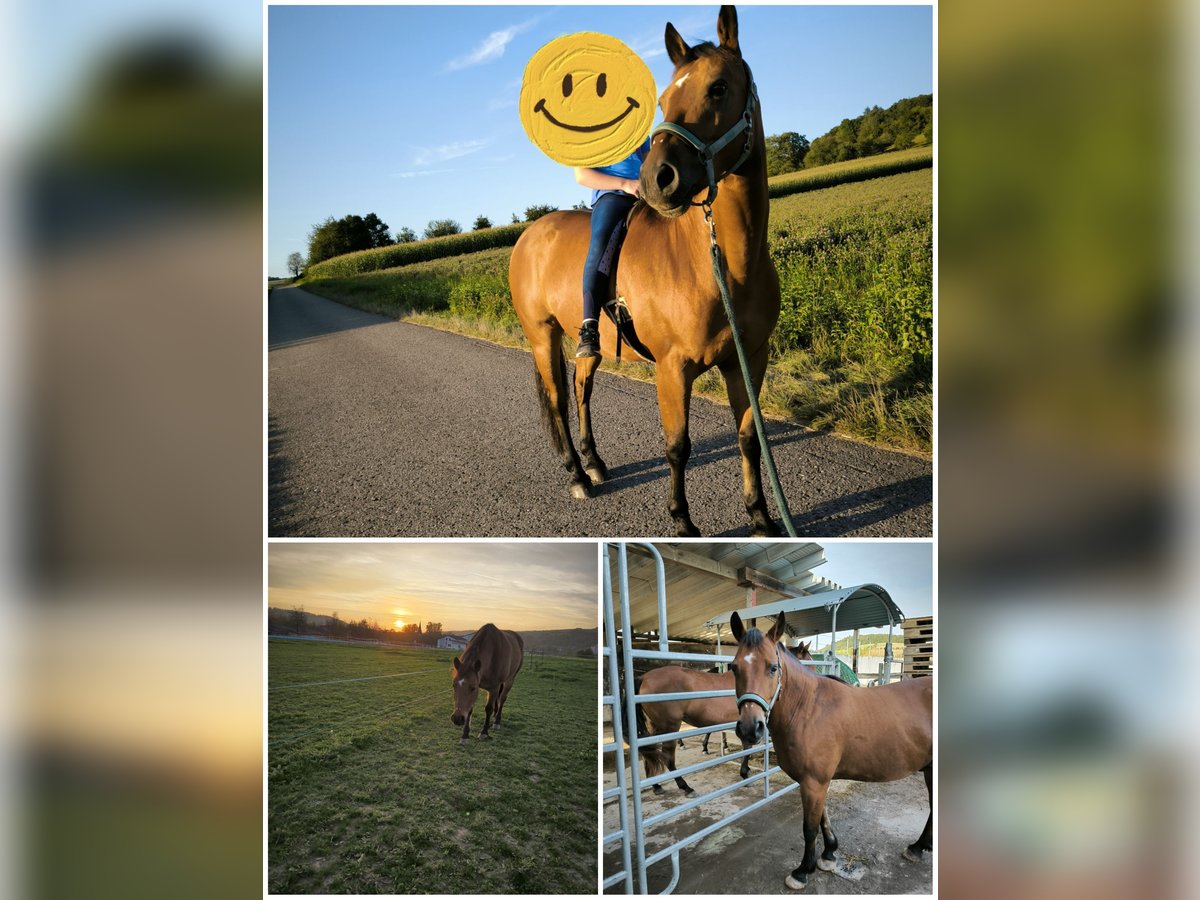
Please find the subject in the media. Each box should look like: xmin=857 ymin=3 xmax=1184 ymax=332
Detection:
xmin=299 ymin=156 xmax=932 ymax=452
xmin=268 ymin=638 xmax=597 ymax=894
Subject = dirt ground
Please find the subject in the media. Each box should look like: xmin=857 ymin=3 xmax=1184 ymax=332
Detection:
xmin=603 ymin=725 xmax=932 ymax=894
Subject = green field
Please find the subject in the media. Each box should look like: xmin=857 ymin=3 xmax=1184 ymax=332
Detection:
xmin=268 ymin=639 xmax=596 ymax=894
xmin=300 ymin=151 xmax=932 ymax=452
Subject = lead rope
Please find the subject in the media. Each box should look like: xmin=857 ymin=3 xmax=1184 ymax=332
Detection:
xmin=702 ymin=202 xmax=797 ymax=537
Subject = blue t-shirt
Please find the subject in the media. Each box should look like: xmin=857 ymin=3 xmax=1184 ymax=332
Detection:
xmin=590 ymin=137 xmax=652 ymax=206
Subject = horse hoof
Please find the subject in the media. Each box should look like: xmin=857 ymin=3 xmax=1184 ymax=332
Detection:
xmin=585 ymin=465 xmax=608 ymax=484
xmin=673 ymin=519 xmax=701 ymax=538
xmin=902 ymin=847 xmax=925 ymax=863
xmin=569 ymin=481 xmax=592 ymax=500
xmin=751 ymin=520 xmax=782 ymax=538
xmin=652 ymin=785 xmax=664 ymax=795
xmin=478 ymin=733 xmax=491 ymax=741
xmin=784 ymin=874 xmax=807 ymax=891
xmin=683 ymin=787 xmax=695 ymax=796
xmin=459 ymin=738 xmax=469 ymax=747
xmin=817 ymin=858 xmax=837 ymax=872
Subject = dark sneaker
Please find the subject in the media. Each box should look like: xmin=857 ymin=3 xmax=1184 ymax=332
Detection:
xmin=576 ymin=321 xmax=601 ymax=358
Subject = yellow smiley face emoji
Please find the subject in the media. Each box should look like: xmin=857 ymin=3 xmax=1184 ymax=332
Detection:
xmin=519 ymin=32 xmax=656 ymax=168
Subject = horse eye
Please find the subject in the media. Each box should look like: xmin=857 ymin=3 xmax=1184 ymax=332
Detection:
xmin=597 ymin=73 xmax=607 ymax=97
xmin=562 ymin=74 xmax=573 ymax=97
xmin=709 ymin=81 xmax=728 ymax=100
xmin=768 ymin=664 xmax=779 ymax=675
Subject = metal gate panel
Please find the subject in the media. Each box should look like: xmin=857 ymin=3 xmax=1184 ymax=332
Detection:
xmin=602 ymin=542 xmax=836 ymax=894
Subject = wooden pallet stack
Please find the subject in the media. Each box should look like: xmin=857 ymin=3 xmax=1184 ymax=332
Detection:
xmin=902 ymin=616 xmax=933 ymax=678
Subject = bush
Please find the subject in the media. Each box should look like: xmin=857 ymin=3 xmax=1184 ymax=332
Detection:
xmin=424 ymin=219 xmax=462 ymax=239
xmin=448 ymin=273 xmax=517 ymax=326
xmin=473 ymin=215 xmax=493 ymax=230
xmin=304 ymin=223 xmax=529 ymax=279
xmin=523 ymin=204 xmax=558 ymax=222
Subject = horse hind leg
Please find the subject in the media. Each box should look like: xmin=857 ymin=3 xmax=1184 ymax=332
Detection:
xmin=573 ymin=353 xmax=608 ymax=483
xmin=904 ymin=762 xmax=933 ymax=861
xmin=530 ymin=328 xmax=592 ymax=499
xmin=479 ymin=692 xmax=496 ymax=740
xmin=816 ymin=810 xmax=840 ymax=870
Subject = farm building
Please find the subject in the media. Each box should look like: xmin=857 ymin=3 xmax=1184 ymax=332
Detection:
xmin=436 ymin=632 xmax=473 ymax=650
xmin=603 ymin=541 xmax=932 ymax=895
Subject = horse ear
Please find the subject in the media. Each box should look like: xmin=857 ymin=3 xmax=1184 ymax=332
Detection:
xmin=473 ymin=658 xmax=482 ymax=673
xmin=664 ymin=22 xmax=695 ymax=68
xmin=717 ymin=6 xmax=740 ymax=56
xmin=767 ymin=611 xmax=787 ymax=643
xmin=729 ymin=611 xmax=745 ymax=641
xmin=452 ymin=655 xmax=461 ymax=670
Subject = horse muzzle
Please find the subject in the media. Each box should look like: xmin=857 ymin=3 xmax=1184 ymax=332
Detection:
xmin=639 ymin=160 xmax=698 ymax=218
xmin=735 ymin=714 xmax=766 ymax=745
xmin=450 ymin=713 xmax=465 ymax=727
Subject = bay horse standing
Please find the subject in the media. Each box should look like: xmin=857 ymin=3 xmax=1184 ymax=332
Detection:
xmin=449 ymin=623 xmax=524 ymax=745
xmin=729 ymin=611 xmax=932 ymax=890
xmin=635 ymin=642 xmax=813 ymax=794
xmin=509 ymin=6 xmax=782 ymax=537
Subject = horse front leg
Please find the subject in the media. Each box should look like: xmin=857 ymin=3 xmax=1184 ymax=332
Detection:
xmin=785 ymin=777 xmax=829 ymax=891
xmin=530 ymin=327 xmax=593 ymax=499
xmin=656 ymin=361 xmax=700 ymax=537
xmin=573 ymin=353 xmax=608 ymax=483
xmin=720 ymin=349 xmax=781 ymax=537
xmin=904 ymin=762 xmax=933 ymax=861
xmin=492 ymin=682 xmax=506 ymax=730
xmin=479 ymin=691 xmax=496 ymax=740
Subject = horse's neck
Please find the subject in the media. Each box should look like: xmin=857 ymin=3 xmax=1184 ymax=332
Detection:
xmin=778 ymin=648 xmax=817 ymax=716
xmin=710 ymin=150 xmax=769 ymax=278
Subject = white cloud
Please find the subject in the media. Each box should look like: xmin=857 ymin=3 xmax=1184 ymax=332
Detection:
xmin=410 ymin=138 xmax=491 ymax=167
xmin=391 ymin=169 xmax=455 ymax=179
xmin=446 ymin=18 xmax=537 ymax=71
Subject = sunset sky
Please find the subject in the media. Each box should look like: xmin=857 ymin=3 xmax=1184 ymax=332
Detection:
xmin=268 ymin=542 xmax=597 ymax=632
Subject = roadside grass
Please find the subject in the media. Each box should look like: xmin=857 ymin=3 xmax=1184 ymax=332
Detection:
xmin=298 ymin=166 xmax=932 ymax=454
xmin=268 ymin=639 xmax=596 ymax=894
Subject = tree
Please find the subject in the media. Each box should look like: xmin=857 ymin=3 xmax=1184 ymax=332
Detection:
xmin=307 ymin=212 xmax=391 ymax=265
xmin=287 ymin=606 xmax=306 ymax=634
xmin=286 ymin=251 xmax=304 ymax=278
xmin=395 ymin=226 xmax=417 ymax=243
xmin=524 ymin=204 xmax=558 ymax=222
xmin=473 ymin=214 xmax=493 ymax=230
xmin=424 ymin=622 xmax=443 ymax=644
xmin=400 ymin=622 xmax=422 ymax=639
xmin=511 ymin=212 xmax=521 ymax=224
xmin=571 ymin=201 xmax=589 ymax=211
xmin=363 ymin=212 xmax=393 ymax=248
xmin=764 ymin=132 xmax=809 ymax=177
xmin=424 ymin=218 xmax=462 ymax=238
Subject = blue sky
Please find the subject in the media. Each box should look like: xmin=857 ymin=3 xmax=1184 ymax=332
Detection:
xmin=818 ymin=541 xmax=932 ymax=622
xmin=267 ymin=4 xmax=932 ymax=275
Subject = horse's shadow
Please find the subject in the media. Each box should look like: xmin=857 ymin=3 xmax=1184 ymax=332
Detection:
xmin=595 ymin=419 xmax=820 ymax=493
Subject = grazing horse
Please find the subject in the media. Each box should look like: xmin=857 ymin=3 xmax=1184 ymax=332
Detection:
xmin=729 ymin=611 xmax=932 ymax=890
xmin=635 ymin=642 xmax=814 ymax=794
xmin=449 ymin=623 xmax=524 ymax=745
xmin=509 ymin=6 xmax=782 ymax=537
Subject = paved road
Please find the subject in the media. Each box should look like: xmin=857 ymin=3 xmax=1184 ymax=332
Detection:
xmin=269 ymin=286 xmax=931 ymax=537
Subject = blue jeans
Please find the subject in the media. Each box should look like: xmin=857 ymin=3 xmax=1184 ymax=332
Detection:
xmin=582 ymin=192 xmax=636 ymax=323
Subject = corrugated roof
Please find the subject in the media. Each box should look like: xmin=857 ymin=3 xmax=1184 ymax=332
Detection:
xmin=704 ymin=584 xmax=904 ymax=638
xmin=612 ymin=541 xmax=837 ymax=642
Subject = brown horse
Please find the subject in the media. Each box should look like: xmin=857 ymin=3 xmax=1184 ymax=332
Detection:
xmin=509 ymin=6 xmax=782 ymax=537
xmin=449 ymin=623 xmax=524 ymax=745
xmin=729 ymin=611 xmax=932 ymax=890
xmin=635 ymin=642 xmax=814 ymax=794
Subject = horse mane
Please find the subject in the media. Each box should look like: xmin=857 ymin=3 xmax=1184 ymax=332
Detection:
xmin=741 ymin=627 xmax=766 ymax=648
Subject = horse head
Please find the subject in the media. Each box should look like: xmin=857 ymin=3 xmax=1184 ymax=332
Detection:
xmin=728 ymin=610 xmax=787 ymax=745
xmin=640 ymin=6 xmax=756 ymax=217
xmin=450 ymin=655 xmax=482 ymax=727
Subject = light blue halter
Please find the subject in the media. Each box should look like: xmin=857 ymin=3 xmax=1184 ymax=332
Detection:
xmin=650 ymin=61 xmax=759 ymax=207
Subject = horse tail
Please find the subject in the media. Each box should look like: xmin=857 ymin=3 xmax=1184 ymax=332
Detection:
xmin=532 ymin=342 xmax=571 ymax=456
xmin=629 ymin=677 xmax=670 ymax=779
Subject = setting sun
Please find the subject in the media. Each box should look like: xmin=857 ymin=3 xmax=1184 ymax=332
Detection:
xmin=393 ymin=618 xmax=405 ymax=630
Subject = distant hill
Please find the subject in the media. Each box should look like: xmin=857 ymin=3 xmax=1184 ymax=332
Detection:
xmin=805 ymin=94 xmax=932 ymax=168
xmin=267 ymin=608 xmax=596 ymax=656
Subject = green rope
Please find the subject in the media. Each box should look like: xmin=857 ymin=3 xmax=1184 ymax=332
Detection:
xmin=704 ymin=203 xmax=797 ymax=537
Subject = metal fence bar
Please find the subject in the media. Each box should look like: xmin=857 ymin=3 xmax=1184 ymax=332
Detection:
xmin=642 ymin=763 xmax=791 ymax=829
xmin=638 ymin=744 xmax=765 ymax=788
xmin=635 ymin=721 xmax=740 ymax=747
xmin=618 ymin=542 xmax=652 ymax=894
xmin=602 ymin=545 xmax=634 ymax=895
xmin=634 ymin=689 xmax=732 ymax=704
